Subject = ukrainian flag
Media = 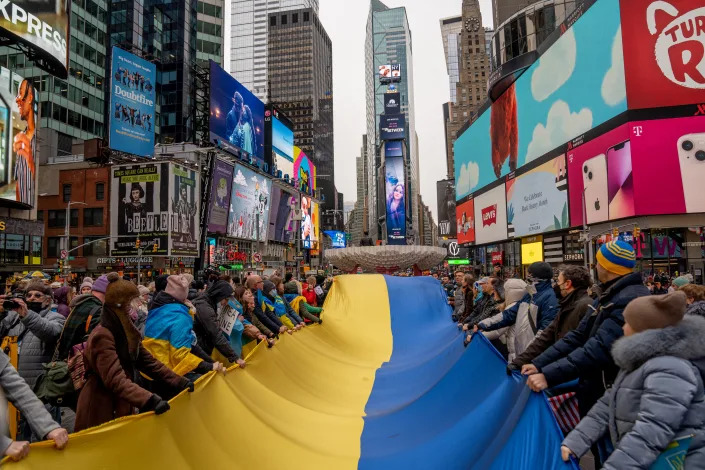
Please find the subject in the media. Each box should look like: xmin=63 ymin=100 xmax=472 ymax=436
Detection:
xmin=142 ymin=302 xmax=203 ymax=377
xmin=7 ymin=275 xmax=577 ymax=469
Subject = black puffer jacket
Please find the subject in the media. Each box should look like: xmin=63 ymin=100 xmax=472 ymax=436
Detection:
xmin=192 ymin=281 xmax=238 ymax=363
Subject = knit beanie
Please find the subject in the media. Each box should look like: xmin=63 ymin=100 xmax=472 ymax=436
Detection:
xmin=92 ymin=275 xmax=110 ymax=294
xmin=165 ymin=275 xmax=189 ymax=302
xmin=138 ymin=285 xmax=150 ymax=296
xmin=672 ymin=276 xmax=690 ymax=288
xmin=284 ymin=281 xmax=298 ymax=295
xmin=80 ymin=280 xmax=93 ymax=292
xmin=104 ymin=272 xmax=140 ymax=311
xmin=208 ymin=280 xmax=233 ymax=304
xmin=263 ymin=280 xmax=277 ymax=296
xmin=623 ymin=291 xmax=686 ymax=333
xmin=528 ymin=262 xmax=553 ymax=281
xmin=596 ymin=240 xmax=636 ymax=276
xmin=83 ymin=277 xmax=94 ymax=285
xmin=155 ymin=274 xmax=170 ymax=293
xmin=182 ymin=273 xmax=194 ymax=286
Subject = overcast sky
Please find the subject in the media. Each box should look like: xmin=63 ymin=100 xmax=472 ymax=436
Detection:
xmin=319 ymin=0 xmax=493 ymax=221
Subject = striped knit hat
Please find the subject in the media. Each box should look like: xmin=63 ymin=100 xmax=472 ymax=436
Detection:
xmin=596 ymin=240 xmax=636 ymax=276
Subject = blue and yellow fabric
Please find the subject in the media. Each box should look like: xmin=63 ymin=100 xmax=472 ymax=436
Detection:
xmin=211 ymin=298 xmax=256 ymax=365
xmin=6 ymin=275 xmax=578 ymax=469
xmin=142 ymin=302 xmax=202 ymax=377
xmin=258 ymin=290 xmax=296 ymax=329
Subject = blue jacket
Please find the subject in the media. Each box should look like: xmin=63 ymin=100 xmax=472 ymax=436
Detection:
xmin=482 ymin=279 xmax=558 ymax=332
xmin=533 ymin=272 xmax=650 ymax=413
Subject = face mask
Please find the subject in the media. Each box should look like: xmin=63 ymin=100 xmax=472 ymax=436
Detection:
xmin=26 ymin=301 xmax=44 ymax=313
xmin=269 ymin=289 xmax=277 ymax=298
xmin=553 ymin=284 xmax=563 ymax=299
xmin=216 ymin=303 xmax=223 ymax=316
xmin=526 ymin=284 xmax=537 ymax=296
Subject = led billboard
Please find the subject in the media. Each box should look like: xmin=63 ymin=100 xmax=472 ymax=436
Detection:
xmin=207 ymin=159 xmax=234 ymax=235
xmin=437 ymin=180 xmax=457 ymax=238
xmin=268 ymin=185 xmax=298 ymax=244
xmin=209 ymin=61 xmax=265 ymax=165
xmin=379 ymin=114 xmax=406 ymax=141
xmin=109 ymin=47 xmax=156 ymax=158
xmin=385 ymin=155 xmax=406 ymax=245
xmin=272 ymin=115 xmax=294 ymax=179
xmin=227 ymin=163 xmax=271 ymax=242
xmin=293 ymin=146 xmax=316 ymax=195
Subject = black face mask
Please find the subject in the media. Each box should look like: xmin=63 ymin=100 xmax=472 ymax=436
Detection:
xmin=553 ymin=284 xmax=564 ymax=299
xmin=26 ymin=301 xmax=45 ymax=313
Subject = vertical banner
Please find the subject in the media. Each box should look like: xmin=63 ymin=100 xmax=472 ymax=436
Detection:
xmin=170 ymin=164 xmax=200 ymax=257
xmin=111 ymin=163 xmax=169 ymax=256
xmin=108 ymin=47 xmax=156 ymax=157
xmin=301 ymin=195 xmax=313 ymax=249
xmin=385 ymin=156 xmax=406 ymax=245
xmin=227 ymin=163 xmax=271 ymax=242
xmin=293 ymin=146 xmax=316 ymax=195
xmin=208 ymin=159 xmax=234 ymax=234
xmin=456 ymin=199 xmax=475 ymax=244
xmin=268 ymin=186 xmax=298 ymax=243
xmin=436 ymin=180 xmax=457 ymax=238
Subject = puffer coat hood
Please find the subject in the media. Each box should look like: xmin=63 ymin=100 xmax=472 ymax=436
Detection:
xmin=503 ymin=279 xmax=527 ymax=307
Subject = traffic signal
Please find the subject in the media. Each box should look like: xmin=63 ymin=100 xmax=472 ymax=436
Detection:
xmin=152 ymin=242 xmax=159 ymax=253
xmin=612 ymin=228 xmax=619 ymax=239
xmin=632 ymin=226 xmax=640 ymax=240
xmin=135 ymin=238 xmax=141 ymax=249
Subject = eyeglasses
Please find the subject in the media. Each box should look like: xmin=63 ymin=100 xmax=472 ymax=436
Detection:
xmin=26 ymin=292 xmax=45 ymax=300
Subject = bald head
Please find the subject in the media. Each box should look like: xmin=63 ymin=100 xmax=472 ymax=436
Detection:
xmin=246 ymin=275 xmax=263 ymax=290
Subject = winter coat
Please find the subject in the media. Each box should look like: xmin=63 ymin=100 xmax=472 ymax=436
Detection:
xmin=56 ymin=293 xmax=103 ymax=360
xmin=52 ymin=286 xmax=71 ymax=318
xmin=533 ymin=273 xmax=650 ymax=414
xmin=453 ymin=286 xmax=465 ymax=319
xmin=75 ymin=308 xmax=186 ymax=432
xmin=563 ymin=316 xmax=705 ymax=469
xmin=512 ymin=288 xmax=592 ymax=368
xmin=252 ymin=290 xmax=284 ymax=334
xmin=0 ymin=306 xmax=65 ymax=388
xmin=192 ymin=292 xmax=239 ymax=363
xmin=284 ymin=294 xmax=322 ymax=324
xmin=302 ymin=285 xmax=317 ymax=307
xmin=686 ymin=300 xmax=705 ymax=318
xmin=464 ymin=296 xmax=499 ymax=327
xmin=481 ymin=280 xmax=558 ymax=356
xmin=481 ymin=279 xmax=528 ymax=362
xmin=0 ymin=350 xmax=60 ymax=453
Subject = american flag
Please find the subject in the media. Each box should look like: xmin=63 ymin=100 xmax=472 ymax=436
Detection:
xmin=548 ymin=392 xmax=580 ymax=434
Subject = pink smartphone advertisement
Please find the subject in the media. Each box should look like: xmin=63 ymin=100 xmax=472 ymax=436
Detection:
xmin=630 ymin=115 xmax=705 ymax=216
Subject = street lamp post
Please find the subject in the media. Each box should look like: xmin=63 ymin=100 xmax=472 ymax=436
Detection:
xmin=65 ymin=200 xmax=87 ymax=283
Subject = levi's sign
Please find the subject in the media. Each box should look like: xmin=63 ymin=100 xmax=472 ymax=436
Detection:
xmin=481 ymin=205 xmax=497 ymax=227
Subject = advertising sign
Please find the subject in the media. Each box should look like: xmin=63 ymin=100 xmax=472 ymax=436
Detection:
xmin=456 ymin=199 xmax=475 ymax=245
xmin=324 ymin=231 xmax=347 ymax=248
xmin=0 ymin=0 xmax=69 ymax=77
xmin=170 ymin=164 xmax=200 ymax=257
xmin=455 ymin=0 xmax=626 ymax=200
xmin=379 ymin=114 xmax=406 ymax=141
xmin=385 ymin=140 xmax=403 ymax=158
xmin=437 ymin=180 xmax=457 ymax=238
xmin=506 ymin=155 xmax=569 ymax=238
xmin=379 ymin=64 xmax=401 ymax=83
xmin=301 ymin=195 xmax=317 ymax=249
xmin=227 ymin=163 xmax=271 ymax=242
xmin=207 ymin=159 xmax=234 ymax=235
xmin=620 ymin=0 xmax=705 ymax=109
xmin=384 ymin=92 xmax=401 ymax=114
xmin=293 ymin=146 xmax=316 ymax=195
xmin=0 ymin=71 xmax=36 ymax=208
xmin=109 ymin=47 xmax=156 ymax=158
xmin=111 ymin=163 xmax=169 ymax=256
xmin=385 ymin=155 xmax=406 ymax=245
xmin=209 ymin=61 xmax=265 ymax=164
xmin=521 ymin=240 xmax=544 ymax=264
xmin=268 ymin=186 xmax=298 ymax=243
xmin=272 ymin=115 xmax=294 ymax=179
xmin=474 ymin=184 xmax=508 ymax=245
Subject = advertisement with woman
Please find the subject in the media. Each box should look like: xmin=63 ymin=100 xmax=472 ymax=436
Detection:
xmin=385 ymin=156 xmax=406 ymax=245
xmin=208 ymin=159 xmax=234 ymax=234
xmin=170 ymin=165 xmax=199 ymax=257
xmin=227 ymin=163 xmax=271 ymax=242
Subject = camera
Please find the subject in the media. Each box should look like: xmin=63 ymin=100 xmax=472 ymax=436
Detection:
xmin=2 ymin=292 xmax=24 ymax=311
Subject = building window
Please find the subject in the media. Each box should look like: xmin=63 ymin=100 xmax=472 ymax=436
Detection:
xmin=281 ymin=15 xmax=287 ymax=25
xmin=47 ymin=210 xmax=66 ymax=228
xmin=96 ymin=182 xmax=105 ymax=201
xmin=70 ymin=209 xmax=79 ymax=228
xmin=83 ymin=208 xmax=103 ymax=227
xmin=47 ymin=237 xmax=61 ymax=258
xmin=62 ymin=184 xmax=72 ymax=202
xmin=83 ymin=236 xmax=107 ymax=256
xmin=303 ymin=11 xmax=309 ymax=21
xmin=293 ymin=13 xmax=298 ymax=23
xmin=270 ymin=16 xmax=276 ymax=26
xmin=36 ymin=210 xmax=43 ymax=222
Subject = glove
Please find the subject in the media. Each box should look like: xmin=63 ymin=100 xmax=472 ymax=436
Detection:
xmin=451 ymin=314 xmax=459 ymax=322
xmin=506 ymin=363 xmax=518 ymax=376
xmin=144 ymin=394 xmax=171 ymax=415
xmin=182 ymin=380 xmax=195 ymax=393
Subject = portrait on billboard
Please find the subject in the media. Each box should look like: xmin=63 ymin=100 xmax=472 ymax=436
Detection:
xmin=227 ymin=163 xmax=271 ymax=242
xmin=170 ymin=165 xmax=199 ymax=256
xmin=207 ymin=159 xmax=234 ymax=235
xmin=0 ymin=73 xmax=37 ymax=208
xmin=301 ymin=195 xmax=313 ymax=249
xmin=455 ymin=0 xmax=626 ymax=200
xmin=109 ymin=47 xmax=156 ymax=157
xmin=385 ymin=156 xmax=406 ymax=245
xmin=210 ymin=61 xmax=265 ymax=164
xmin=268 ymin=186 xmax=297 ymax=244
xmin=456 ymin=199 xmax=475 ymax=245
xmin=436 ymin=180 xmax=457 ymax=238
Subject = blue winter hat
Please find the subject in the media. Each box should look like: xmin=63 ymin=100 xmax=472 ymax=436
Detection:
xmin=596 ymin=240 xmax=636 ymax=276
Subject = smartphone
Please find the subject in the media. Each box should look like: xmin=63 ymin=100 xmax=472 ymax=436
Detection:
xmin=607 ymin=141 xmax=635 ymax=219
xmin=678 ymin=133 xmax=705 ymax=213
xmin=582 ymin=154 xmax=608 ymax=224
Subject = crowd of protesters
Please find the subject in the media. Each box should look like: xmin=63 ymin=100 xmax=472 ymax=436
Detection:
xmin=447 ymin=240 xmax=705 ymax=469
xmin=0 ymin=270 xmax=330 ymax=462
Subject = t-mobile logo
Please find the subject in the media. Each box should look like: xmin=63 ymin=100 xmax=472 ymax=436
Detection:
xmin=633 ymin=126 xmax=644 ymax=137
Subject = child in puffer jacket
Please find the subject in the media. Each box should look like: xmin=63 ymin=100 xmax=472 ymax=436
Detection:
xmin=479 ymin=279 xmax=528 ymax=362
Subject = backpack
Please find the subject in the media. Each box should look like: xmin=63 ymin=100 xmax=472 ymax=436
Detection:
xmin=67 ymin=305 xmax=102 ymax=391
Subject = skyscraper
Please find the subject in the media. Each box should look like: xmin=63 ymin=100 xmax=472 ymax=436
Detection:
xmin=365 ymin=0 xmax=418 ymax=241
xmin=230 ymin=0 xmax=319 ymax=101
xmin=197 ymin=0 xmax=225 ymax=66
xmin=492 ymin=0 xmax=542 ymax=30
xmin=440 ymin=16 xmax=462 ymax=104
xmin=268 ymin=7 xmax=338 ymax=231
xmin=443 ymin=0 xmax=490 ymax=179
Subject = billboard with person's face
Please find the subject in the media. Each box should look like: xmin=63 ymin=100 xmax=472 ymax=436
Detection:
xmin=437 ymin=180 xmax=457 ymax=238
xmin=268 ymin=185 xmax=298 ymax=244
xmin=456 ymin=198 xmax=475 ymax=245
xmin=0 ymin=0 xmax=69 ymax=78
xmin=227 ymin=163 xmax=271 ymax=242
xmin=109 ymin=47 xmax=156 ymax=158
xmin=455 ymin=0 xmax=626 ymax=200
xmin=207 ymin=159 xmax=234 ymax=235
xmin=620 ymin=0 xmax=705 ymax=109
xmin=170 ymin=164 xmax=200 ymax=257
xmin=209 ymin=61 xmax=265 ymax=164
xmin=301 ymin=195 xmax=314 ymax=249
xmin=0 ymin=70 xmax=37 ymax=208
xmin=385 ymin=155 xmax=406 ymax=245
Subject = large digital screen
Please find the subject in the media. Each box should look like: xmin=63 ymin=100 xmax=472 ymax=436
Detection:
xmin=379 ymin=114 xmax=406 ymax=141
xmin=473 ymin=184 xmax=508 ymax=245
xmin=207 ymin=159 xmax=234 ymax=235
xmin=385 ymin=155 xmax=406 ymax=245
xmin=0 ymin=0 xmax=69 ymax=78
xmin=227 ymin=163 xmax=271 ymax=242
xmin=209 ymin=61 xmax=265 ymax=164
xmin=272 ymin=115 xmax=294 ymax=180
xmin=437 ymin=179 xmax=457 ymax=238
xmin=455 ymin=0 xmax=626 ymax=200
xmin=109 ymin=47 xmax=156 ymax=158
xmin=385 ymin=140 xmax=403 ymax=157
xmin=620 ymin=0 xmax=705 ymax=109
xmin=170 ymin=164 xmax=200 ymax=257
xmin=301 ymin=195 xmax=318 ymax=249
xmin=324 ymin=231 xmax=347 ymax=248
xmin=0 ymin=70 xmax=37 ymax=208
xmin=268 ymin=185 xmax=298 ymax=243
xmin=456 ymin=198 xmax=475 ymax=245
xmin=506 ymin=155 xmax=568 ymax=238
xmin=293 ymin=146 xmax=316 ymax=195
